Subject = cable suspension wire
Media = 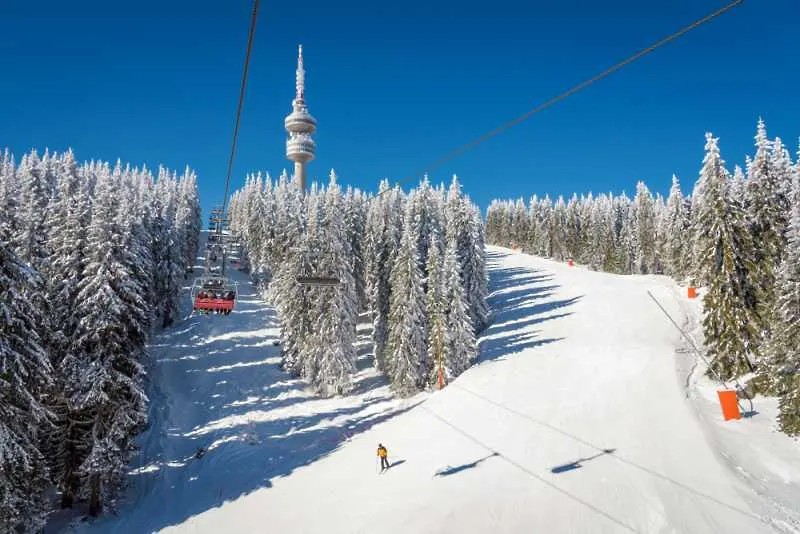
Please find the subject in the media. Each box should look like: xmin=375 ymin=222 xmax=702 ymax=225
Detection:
xmin=220 ymin=0 xmax=261 ymax=224
xmin=384 ymin=0 xmax=743 ymax=194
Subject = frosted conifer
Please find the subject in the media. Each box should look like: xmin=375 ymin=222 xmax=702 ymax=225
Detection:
xmin=664 ymin=175 xmax=687 ymax=278
xmin=444 ymin=235 xmax=478 ymax=378
xmin=768 ymin=172 xmax=800 ymax=434
xmin=386 ymin=201 xmax=428 ymax=393
xmin=694 ymin=133 xmax=759 ymax=381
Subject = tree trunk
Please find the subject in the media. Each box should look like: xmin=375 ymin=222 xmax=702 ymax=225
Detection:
xmin=60 ymin=430 xmax=79 ymax=509
xmin=162 ymin=305 xmax=173 ymax=328
xmin=89 ymin=474 xmax=101 ymax=517
xmin=60 ymin=491 xmax=74 ymax=509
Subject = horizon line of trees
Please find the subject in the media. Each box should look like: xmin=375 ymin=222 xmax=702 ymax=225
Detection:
xmin=485 ymin=119 xmax=800 ymax=437
xmin=228 ymin=172 xmax=489 ymax=396
xmin=0 ymin=148 xmax=201 ymax=531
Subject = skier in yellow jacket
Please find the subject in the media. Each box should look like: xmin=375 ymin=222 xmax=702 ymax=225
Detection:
xmin=377 ymin=444 xmax=389 ymax=471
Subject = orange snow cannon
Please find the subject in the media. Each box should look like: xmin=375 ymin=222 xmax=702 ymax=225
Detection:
xmin=717 ymin=390 xmax=741 ymax=421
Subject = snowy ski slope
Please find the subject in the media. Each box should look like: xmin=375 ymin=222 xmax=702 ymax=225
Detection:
xmin=73 ymin=242 xmax=799 ymax=534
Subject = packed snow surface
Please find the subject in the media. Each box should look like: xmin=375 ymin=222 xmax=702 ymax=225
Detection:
xmin=73 ymin=246 xmax=799 ymax=534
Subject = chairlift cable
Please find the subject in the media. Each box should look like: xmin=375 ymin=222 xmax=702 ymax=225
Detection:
xmin=190 ymin=1 xmax=259 ymax=314
xmin=220 ymin=0 xmax=261 ymax=227
xmin=381 ymin=0 xmax=744 ymax=196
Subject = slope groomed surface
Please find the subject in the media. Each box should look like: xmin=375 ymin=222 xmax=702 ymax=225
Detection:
xmin=74 ymin=244 xmax=796 ymax=534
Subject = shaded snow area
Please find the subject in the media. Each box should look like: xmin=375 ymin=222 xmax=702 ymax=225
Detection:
xmin=65 ymin=242 xmax=424 ymax=534
xmin=71 ymin=246 xmax=797 ymax=534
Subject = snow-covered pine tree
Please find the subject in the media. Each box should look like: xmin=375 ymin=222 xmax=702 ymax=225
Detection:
xmin=550 ymin=196 xmax=567 ymax=261
xmin=175 ymin=167 xmax=201 ymax=273
xmin=652 ymin=193 xmax=667 ymax=274
xmin=443 ymin=233 xmax=478 ymax=379
xmin=13 ymin=150 xmax=57 ymax=406
xmin=444 ymin=176 xmax=469 ymax=257
xmin=344 ymin=187 xmax=367 ymax=311
xmin=41 ymin=154 xmax=94 ymax=510
xmin=565 ymin=194 xmax=582 ymax=262
xmin=688 ymin=177 xmax=708 ymax=284
xmin=370 ymin=183 xmax=406 ymax=372
xmin=272 ymin=170 xmax=299 ymax=270
xmin=524 ymin=195 xmax=538 ymax=253
xmin=0 ymin=231 xmax=52 ymax=533
xmin=534 ymin=196 xmax=552 ymax=258
xmin=511 ymin=197 xmax=528 ymax=248
xmin=694 ymin=133 xmax=759 ymax=381
xmin=600 ymin=193 xmax=620 ymax=272
xmin=444 ymin=176 xmax=487 ymax=331
xmin=272 ymin=236 xmax=314 ymax=377
xmin=45 ymin=150 xmax=83 ymax=296
xmin=484 ymin=200 xmax=503 ymax=244
xmin=40 ymin=148 xmax=59 ymax=201
xmin=410 ymin=175 xmax=441 ymax=284
xmin=14 ymin=150 xmax=51 ymax=271
xmin=766 ymin=170 xmax=800 ymax=434
xmin=385 ymin=199 xmax=428 ymax=393
xmin=303 ymin=171 xmax=358 ymax=396
xmin=0 ymin=258 xmax=52 ymax=533
xmin=151 ymin=168 xmax=183 ymax=327
xmin=495 ymin=200 xmax=508 ymax=246
xmin=729 ymin=165 xmax=746 ymax=200
xmin=744 ymin=119 xmax=785 ymax=328
xmin=586 ymin=194 xmax=609 ymax=271
xmin=228 ymin=190 xmax=243 ymax=237
xmin=258 ymin=174 xmax=277 ymax=280
xmin=426 ymin=230 xmax=447 ymax=386
xmin=664 ymin=175 xmax=687 ymax=278
xmin=269 ymin=174 xmax=312 ymax=374
xmin=246 ymin=175 xmax=269 ymax=284
xmin=365 ymin=181 xmax=392 ymax=371
xmin=577 ymin=194 xmax=595 ymax=266
xmin=433 ymin=182 xmax=448 ymax=249
xmin=609 ymin=194 xmax=631 ymax=274
xmin=121 ymin=165 xmax=155 ymax=321
xmin=633 ymin=181 xmax=657 ymax=274
xmin=681 ymin=194 xmax=695 ymax=278
xmin=464 ymin=203 xmax=489 ymax=331
xmin=770 ymin=136 xmax=794 ymax=252
xmin=0 ymin=150 xmax=19 ymax=242
xmin=71 ymin=165 xmax=149 ymax=516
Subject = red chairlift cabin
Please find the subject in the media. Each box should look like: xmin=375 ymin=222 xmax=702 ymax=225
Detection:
xmin=191 ymin=276 xmax=238 ymax=314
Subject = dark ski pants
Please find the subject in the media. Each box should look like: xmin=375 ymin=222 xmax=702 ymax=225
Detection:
xmin=380 ymin=457 xmax=389 ymax=470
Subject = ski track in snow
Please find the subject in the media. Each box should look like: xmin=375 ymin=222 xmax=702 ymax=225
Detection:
xmin=68 ymin=243 xmax=798 ymax=534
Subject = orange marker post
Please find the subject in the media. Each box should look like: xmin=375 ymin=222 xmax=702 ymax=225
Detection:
xmin=717 ymin=390 xmax=741 ymax=421
xmin=688 ymin=287 xmax=697 ymax=299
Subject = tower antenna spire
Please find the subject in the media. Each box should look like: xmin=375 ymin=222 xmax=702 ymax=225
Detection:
xmin=296 ymin=44 xmax=305 ymax=102
xmin=285 ymin=44 xmax=316 ymax=194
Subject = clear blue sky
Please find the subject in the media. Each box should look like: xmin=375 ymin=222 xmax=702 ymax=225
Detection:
xmin=1 ymin=0 xmax=797 ymax=218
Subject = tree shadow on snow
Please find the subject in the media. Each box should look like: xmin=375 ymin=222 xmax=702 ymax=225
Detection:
xmin=78 ymin=248 xmax=420 ymax=534
xmin=494 ymin=285 xmax=559 ymax=308
xmin=478 ymin=333 xmax=565 ymax=363
xmin=479 ymin=249 xmax=582 ymax=364
xmin=488 ymin=271 xmax=554 ymax=293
